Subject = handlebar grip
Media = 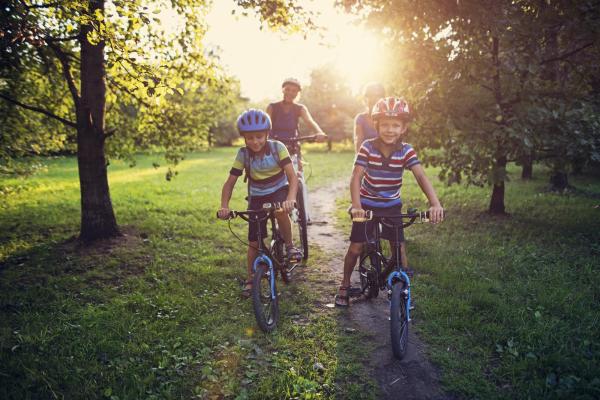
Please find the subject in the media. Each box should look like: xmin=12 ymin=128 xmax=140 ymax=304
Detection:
xmin=216 ymin=210 xmax=236 ymax=219
xmin=351 ymin=210 xmax=372 ymax=222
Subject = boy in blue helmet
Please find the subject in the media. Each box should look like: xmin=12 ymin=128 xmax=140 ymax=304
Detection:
xmin=218 ymin=109 xmax=301 ymax=297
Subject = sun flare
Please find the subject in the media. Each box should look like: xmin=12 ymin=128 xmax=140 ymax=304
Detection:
xmin=327 ymin=28 xmax=383 ymax=93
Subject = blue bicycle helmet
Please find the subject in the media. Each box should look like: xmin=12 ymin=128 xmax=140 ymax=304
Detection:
xmin=236 ymin=109 xmax=272 ymax=134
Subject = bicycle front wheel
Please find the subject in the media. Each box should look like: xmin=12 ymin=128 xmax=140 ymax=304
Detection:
xmin=252 ymin=263 xmax=279 ymax=332
xmin=390 ymin=281 xmax=409 ymax=359
xmin=296 ymin=182 xmax=309 ymax=261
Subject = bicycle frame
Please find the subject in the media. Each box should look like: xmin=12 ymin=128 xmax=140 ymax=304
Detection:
xmin=257 ymin=211 xmax=283 ymax=299
xmin=359 ymin=211 xmax=429 ymax=320
xmin=230 ymin=207 xmax=283 ymax=300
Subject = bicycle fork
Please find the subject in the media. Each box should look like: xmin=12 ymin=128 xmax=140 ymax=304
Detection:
xmin=253 ymin=255 xmax=277 ymax=299
xmin=387 ymin=271 xmax=411 ymax=321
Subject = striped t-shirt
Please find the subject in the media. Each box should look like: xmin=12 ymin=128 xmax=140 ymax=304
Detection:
xmin=354 ymin=139 xmax=420 ymax=208
xmin=230 ymin=140 xmax=292 ymax=197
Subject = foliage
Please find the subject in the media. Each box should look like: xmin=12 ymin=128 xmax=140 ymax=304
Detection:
xmin=300 ymin=64 xmax=362 ymax=141
xmin=340 ymin=0 xmax=600 ymax=211
xmin=0 ymin=0 xmax=248 ymax=171
xmin=233 ymin=0 xmax=317 ymax=34
xmin=208 ymin=80 xmax=249 ymax=146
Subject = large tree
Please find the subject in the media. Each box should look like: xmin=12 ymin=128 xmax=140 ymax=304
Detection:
xmin=1 ymin=0 xmax=309 ymax=241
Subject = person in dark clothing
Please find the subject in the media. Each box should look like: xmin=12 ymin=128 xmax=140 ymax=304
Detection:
xmin=267 ymin=77 xmax=327 ymax=223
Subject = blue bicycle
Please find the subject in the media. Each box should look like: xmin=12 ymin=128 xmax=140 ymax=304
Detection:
xmin=221 ymin=203 xmax=298 ymax=332
xmin=355 ymin=209 xmax=431 ymax=359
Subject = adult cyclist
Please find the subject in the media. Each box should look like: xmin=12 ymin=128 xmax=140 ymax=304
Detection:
xmin=267 ymin=77 xmax=328 ymax=224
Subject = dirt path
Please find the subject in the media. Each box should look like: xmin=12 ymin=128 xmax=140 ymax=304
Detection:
xmin=307 ymin=182 xmax=453 ymax=400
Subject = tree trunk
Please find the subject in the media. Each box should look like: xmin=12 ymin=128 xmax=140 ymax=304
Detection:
xmin=489 ymin=155 xmax=507 ymax=214
xmin=489 ymin=37 xmax=507 ymax=215
xmin=77 ymin=0 xmax=119 ymax=242
xmin=521 ymin=153 xmax=533 ymax=179
xmin=549 ymin=170 xmax=569 ymax=192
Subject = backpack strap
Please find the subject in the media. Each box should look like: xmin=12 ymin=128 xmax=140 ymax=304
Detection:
xmin=270 ymin=140 xmax=280 ymax=165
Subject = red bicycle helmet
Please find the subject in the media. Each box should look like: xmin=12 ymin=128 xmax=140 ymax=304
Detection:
xmin=371 ymin=97 xmax=412 ymax=121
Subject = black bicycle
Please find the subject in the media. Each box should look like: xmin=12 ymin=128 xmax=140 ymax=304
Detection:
xmin=219 ymin=203 xmax=300 ymax=332
xmin=353 ymin=208 xmax=431 ymax=359
xmin=271 ymin=134 xmax=320 ymax=261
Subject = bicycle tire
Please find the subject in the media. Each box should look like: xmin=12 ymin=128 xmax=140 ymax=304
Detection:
xmin=390 ymin=281 xmax=409 ymax=359
xmin=252 ymin=263 xmax=279 ymax=332
xmin=358 ymin=254 xmax=379 ymax=299
xmin=296 ymin=182 xmax=309 ymax=261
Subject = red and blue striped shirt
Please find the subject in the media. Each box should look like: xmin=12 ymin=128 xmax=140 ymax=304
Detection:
xmin=354 ymin=139 xmax=420 ymax=208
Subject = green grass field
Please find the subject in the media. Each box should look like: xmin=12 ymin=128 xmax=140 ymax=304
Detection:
xmin=1 ymin=147 xmax=599 ymax=399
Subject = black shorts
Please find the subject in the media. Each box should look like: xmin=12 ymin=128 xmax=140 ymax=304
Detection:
xmin=349 ymin=205 xmax=405 ymax=244
xmin=247 ymin=186 xmax=289 ymax=242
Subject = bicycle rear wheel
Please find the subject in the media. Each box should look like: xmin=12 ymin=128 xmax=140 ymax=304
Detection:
xmin=390 ymin=281 xmax=409 ymax=359
xmin=296 ymin=181 xmax=309 ymax=261
xmin=252 ymin=263 xmax=279 ymax=332
xmin=358 ymin=254 xmax=379 ymax=299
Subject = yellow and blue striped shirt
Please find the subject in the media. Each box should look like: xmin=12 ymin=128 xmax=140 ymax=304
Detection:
xmin=230 ymin=140 xmax=292 ymax=197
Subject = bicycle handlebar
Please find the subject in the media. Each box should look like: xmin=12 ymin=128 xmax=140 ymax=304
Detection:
xmin=351 ymin=209 xmax=432 ymax=224
xmin=273 ymin=135 xmax=320 ymax=144
xmin=216 ymin=202 xmax=294 ymax=222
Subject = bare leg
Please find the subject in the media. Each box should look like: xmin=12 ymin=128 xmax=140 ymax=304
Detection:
xmin=335 ymin=242 xmax=364 ymax=306
xmin=342 ymin=242 xmax=364 ymax=288
xmin=247 ymin=242 xmax=259 ymax=279
xmin=275 ymin=211 xmax=293 ymax=246
xmin=400 ymin=242 xmax=408 ymax=270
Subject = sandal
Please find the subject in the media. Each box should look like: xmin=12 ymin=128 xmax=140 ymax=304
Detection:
xmin=334 ymin=286 xmax=350 ymax=307
xmin=241 ymin=280 xmax=253 ymax=298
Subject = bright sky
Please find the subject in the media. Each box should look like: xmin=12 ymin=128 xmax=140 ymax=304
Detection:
xmin=203 ymin=1 xmax=384 ymax=101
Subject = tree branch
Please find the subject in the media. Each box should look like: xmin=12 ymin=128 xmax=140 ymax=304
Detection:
xmin=540 ymin=41 xmax=594 ymax=64
xmin=0 ymin=93 xmax=77 ymax=128
xmin=47 ymin=41 xmax=80 ymax=105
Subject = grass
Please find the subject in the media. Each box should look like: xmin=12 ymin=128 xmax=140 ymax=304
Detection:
xmin=1 ymin=146 xmax=599 ymax=399
xmin=335 ymin=163 xmax=600 ymax=399
xmin=0 ymin=147 xmax=371 ymax=400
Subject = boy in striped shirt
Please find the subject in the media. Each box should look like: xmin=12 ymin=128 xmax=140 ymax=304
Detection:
xmin=335 ymin=97 xmax=444 ymax=307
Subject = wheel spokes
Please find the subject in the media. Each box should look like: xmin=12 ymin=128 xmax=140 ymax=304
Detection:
xmin=260 ymin=275 xmax=274 ymax=322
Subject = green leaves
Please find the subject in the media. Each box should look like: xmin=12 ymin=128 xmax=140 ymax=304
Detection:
xmin=347 ymin=0 xmax=600 ymax=211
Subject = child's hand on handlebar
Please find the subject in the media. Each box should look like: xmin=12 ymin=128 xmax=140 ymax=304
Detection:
xmin=428 ymin=205 xmax=444 ymax=224
xmin=315 ymin=133 xmax=327 ymax=143
xmin=217 ymin=207 xmax=231 ymax=220
xmin=350 ymin=207 xmax=366 ymax=221
xmin=279 ymin=199 xmax=296 ymax=214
